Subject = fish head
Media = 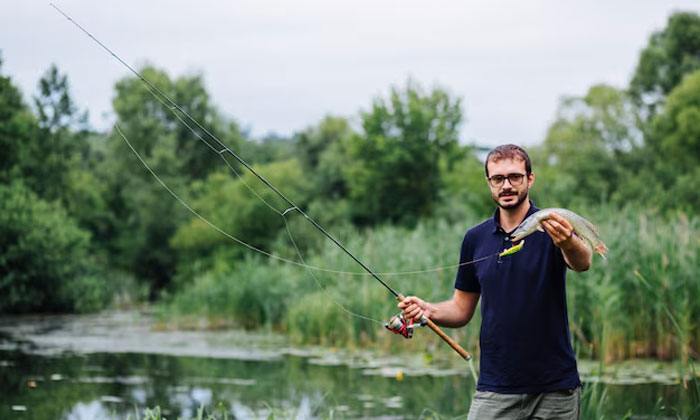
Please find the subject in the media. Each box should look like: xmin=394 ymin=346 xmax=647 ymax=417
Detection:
xmin=508 ymin=228 xmax=526 ymax=242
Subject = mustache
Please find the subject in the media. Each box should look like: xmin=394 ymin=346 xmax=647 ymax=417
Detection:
xmin=499 ymin=191 xmax=519 ymax=197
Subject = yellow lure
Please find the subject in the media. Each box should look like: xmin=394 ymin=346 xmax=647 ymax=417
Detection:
xmin=499 ymin=240 xmax=525 ymax=258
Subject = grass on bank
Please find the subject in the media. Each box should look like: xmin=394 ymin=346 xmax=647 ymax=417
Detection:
xmin=160 ymin=205 xmax=698 ymax=363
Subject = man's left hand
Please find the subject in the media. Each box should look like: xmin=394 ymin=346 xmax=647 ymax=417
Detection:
xmin=541 ymin=212 xmax=577 ymax=250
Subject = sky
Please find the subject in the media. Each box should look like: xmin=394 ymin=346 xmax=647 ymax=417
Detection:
xmin=1 ymin=1 xmax=698 ymax=147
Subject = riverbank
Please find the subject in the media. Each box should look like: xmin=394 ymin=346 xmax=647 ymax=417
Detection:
xmin=3 ymin=310 xmax=699 ymax=420
xmin=2 ymin=310 xmax=696 ymax=384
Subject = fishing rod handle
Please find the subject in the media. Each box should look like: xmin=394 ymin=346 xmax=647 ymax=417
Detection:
xmin=397 ymin=295 xmax=472 ymax=360
xmin=424 ymin=317 xmax=472 ymax=360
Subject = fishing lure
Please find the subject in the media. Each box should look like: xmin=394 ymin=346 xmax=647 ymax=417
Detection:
xmin=499 ymin=240 xmax=525 ymax=258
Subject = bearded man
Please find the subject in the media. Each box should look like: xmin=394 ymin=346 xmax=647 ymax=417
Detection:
xmin=400 ymin=144 xmax=591 ymax=420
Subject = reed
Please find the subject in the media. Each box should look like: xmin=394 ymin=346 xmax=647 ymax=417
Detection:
xmin=163 ymin=205 xmax=699 ymax=364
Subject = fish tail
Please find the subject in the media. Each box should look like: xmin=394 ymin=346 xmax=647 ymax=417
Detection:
xmin=593 ymin=242 xmax=608 ymax=260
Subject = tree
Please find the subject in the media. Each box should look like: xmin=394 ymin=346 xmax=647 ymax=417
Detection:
xmin=645 ymin=70 xmax=700 ymax=210
xmin=33 ymin=64 xmax=87 ymax=132
xmin=344 ymin=81 xmax=463 ymax=225
xmin=295 ymin=115 xmax=353 ymax=199
xmin=112 ymin=66 xmax=243 ymax=181
xmin=28 ymin=64 xmax=90 ymax=202
xmin=0 ymin=55 xmax=38 ymax=183
xmin=439 ymin=146 xmax=494 ymax=221
xmin=104 ymin=66 xmax=246 ymax=295
xmin=240 ymin=133 xmax=296 ymax=165
xmin=0 ymin=181 xmax=107 ymax=313
xmin=532 ymin=84 xmax=642 ymax=206
xmin=630 ymin=11 xmax=700 ymax=116
xmin=170 ymin=159 xmax=311 ymax=278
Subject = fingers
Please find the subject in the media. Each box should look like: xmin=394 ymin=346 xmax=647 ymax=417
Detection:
xmin=398 ymin=296 xmax=426 ymax=320
xmin=542 ymin=216 xmax=573 ymax=246
xmin=548 ymin=212 xmax=573 ymax=231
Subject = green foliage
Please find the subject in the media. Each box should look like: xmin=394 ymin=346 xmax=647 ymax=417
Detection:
xmin=296 ymin=115 xmax=353 ymax=200
xmin=439 ymin=147 xmax=494 ymax=221
xmin=103 ymin=65 xmax=247 ymax=294
xmin=630 ymin=11 xmax=700 ymax=115
xmin=33 ymin=63 xmax=88 ymax=132
xmin=0 ymin=181 xmax=108 ymax=312
xmin=102 ymin=127 xmax=186 ymax=294
xmin=530 ymin=84 xmax=642 ymax=207
xmin=0 ymin=62 xmax=112 ymax=313
xmin=164 ymin=256 xmax=295 ymax=330
xmin=566 ymin=206 xmax=699 ymax=361
xmin=112 ymin=66 xmax=242 ymax=181
xmin=27 ymin=65 xmax=90 ymax=202
xmin=2 ymin=9 xmax=700 ymax=341
xmin=344 ymin=81 xmax=463 ymax=225
xmin=240 ymin=133 xmax=296 ymax=165
xmin=171 ymin=159 xmax=311 ymax=277
xmin=644 ymin=70 xmax=700 ymax=210
xmin=165 ymin=216 xmax=484 ymax=349
xmin=164 ymin=205 xmax=700 ymax=364
xmin=0 ymin=63 xmax=40 ymax=184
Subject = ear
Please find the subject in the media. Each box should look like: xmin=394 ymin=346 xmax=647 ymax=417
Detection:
xmin=527 ymin=172 xmax=535 ymax=188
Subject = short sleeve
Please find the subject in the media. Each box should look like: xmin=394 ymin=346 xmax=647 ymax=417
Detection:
xmin=454 ymin=232 xmax=481 ymax=292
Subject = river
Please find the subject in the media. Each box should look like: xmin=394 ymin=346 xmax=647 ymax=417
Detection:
xmin=0 ymin=311 xmax=695 ymax=419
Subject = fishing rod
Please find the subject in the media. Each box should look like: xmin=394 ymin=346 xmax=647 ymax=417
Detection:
xmin=48 ymin=3 xmax=526 ymax=361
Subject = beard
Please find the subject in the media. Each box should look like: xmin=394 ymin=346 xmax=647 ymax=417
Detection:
xmin=492 ymin=187 xmax=529 ymax=210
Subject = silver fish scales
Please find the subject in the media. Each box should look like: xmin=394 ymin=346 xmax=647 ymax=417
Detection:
xmin=509 ymin=208 xmax=608 ymax=259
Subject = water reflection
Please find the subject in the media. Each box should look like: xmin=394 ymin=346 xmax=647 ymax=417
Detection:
xmin=0 ymin=312 xmax=695 ymax=419
xmin=0 ymin=349 xmax=473 ymax=419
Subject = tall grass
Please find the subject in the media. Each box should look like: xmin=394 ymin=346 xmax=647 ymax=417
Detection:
xmin=566 ymin=206 xmax=699 ymax=362
xmin=162 ymin=205 xmax=699 ymax=363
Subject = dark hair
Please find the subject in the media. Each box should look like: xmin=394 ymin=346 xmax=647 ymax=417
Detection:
xmin=484 ymin=144 xmax=532 ymax=177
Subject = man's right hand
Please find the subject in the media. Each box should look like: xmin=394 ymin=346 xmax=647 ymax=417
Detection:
xmin=398 ymin=296 xmax=433 ymax=320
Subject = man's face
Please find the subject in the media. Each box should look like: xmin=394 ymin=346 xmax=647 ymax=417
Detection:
xmin=485 ymin=158 xmax=534 ymax=210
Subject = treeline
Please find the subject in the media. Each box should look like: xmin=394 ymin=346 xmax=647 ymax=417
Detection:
xmin=1 ymin=12 xmax=699 ymax=359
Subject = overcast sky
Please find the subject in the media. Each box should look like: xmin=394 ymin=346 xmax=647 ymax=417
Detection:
xmin=2 ymin=1 xmax=698 ymax=146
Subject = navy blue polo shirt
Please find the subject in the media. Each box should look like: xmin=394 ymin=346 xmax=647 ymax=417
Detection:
xmin=455 ymin=202 xmax=580 ymax=394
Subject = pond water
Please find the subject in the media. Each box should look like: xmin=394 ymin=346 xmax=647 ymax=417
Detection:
xmin=0 ymin=311 xmax=695 ymax=419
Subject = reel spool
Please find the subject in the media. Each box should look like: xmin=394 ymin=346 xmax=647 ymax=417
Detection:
xmin=385 ymin=312 xmax=426 ymax=339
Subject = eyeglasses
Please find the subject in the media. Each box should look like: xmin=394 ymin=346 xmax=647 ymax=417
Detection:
xmin=487 ymin=173 xmax=527 ymax=187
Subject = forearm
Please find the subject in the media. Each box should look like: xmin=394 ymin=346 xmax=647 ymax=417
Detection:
xmin=426 ymin=299 xmax=474 ymax=328
xmin=399 ymin=290 xmax=480 ymax=328
xmin=561 ymin=235 xmax=592 ymax=272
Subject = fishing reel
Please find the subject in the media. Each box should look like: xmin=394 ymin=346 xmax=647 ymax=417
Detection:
xmin=385 ymin=312 xmax=427 ymax=339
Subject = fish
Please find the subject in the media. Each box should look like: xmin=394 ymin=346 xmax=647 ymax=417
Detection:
xmin=509 ymin=208 xmax=608 ymax=259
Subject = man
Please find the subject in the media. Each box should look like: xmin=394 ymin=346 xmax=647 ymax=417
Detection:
xmin=399 ymin=144 xmax=591 ymax=420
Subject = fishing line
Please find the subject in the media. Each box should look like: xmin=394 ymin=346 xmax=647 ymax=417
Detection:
xmin=114 ymin=122 xmax=497 ymax=279
xmin=116 ymin=120 xmax=488 ymax=326
xmin=55 ymin=3 xmax=491 ymax=358
xmin=47 ymin=4 xmax=496 ymax=280
xmin=283 ymin=218 xmax=383 ymax=324
xmin=52 ymin=0 xmax=394 ymax=287
xmin=115 ymin=122 xmax=381 ymax=325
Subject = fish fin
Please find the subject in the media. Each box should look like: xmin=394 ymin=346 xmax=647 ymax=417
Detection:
xmin=594 ymin=242 xmax=608 ymax=260
xmin=536 ymin=225 xmax=544 ymax=233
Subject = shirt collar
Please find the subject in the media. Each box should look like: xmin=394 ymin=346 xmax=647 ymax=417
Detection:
xmin=491 ymin=200 xmax=539 ymax=234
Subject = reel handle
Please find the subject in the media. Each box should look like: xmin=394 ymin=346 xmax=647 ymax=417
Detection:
xmin=397 ymin=295 xmax=472 ymax=360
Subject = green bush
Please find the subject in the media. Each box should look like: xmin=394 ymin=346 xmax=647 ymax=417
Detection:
xmin=0 ymin=181 xmax=109 ymax=312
